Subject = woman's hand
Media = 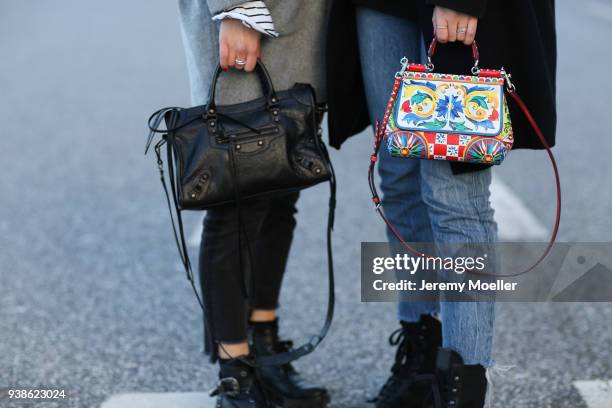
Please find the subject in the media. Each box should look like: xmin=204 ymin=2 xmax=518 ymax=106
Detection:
xmin=219 ymin=19 xmax=261 ymax=72
xmin=433 ymin=6 xmax=478 ymax=45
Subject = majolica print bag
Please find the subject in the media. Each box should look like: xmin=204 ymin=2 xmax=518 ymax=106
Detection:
xmin=368 ymin=39 xmax=562 ymax=275
xmin=386 ymin=40 xmax=513 ymax=164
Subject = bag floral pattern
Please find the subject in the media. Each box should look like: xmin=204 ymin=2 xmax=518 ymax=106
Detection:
xmin=387 ymin=71 xmax=514 ymax=165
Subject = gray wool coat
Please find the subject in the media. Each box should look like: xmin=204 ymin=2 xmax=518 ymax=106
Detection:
xmin=178 ymin=0 xmax=330 ymax=106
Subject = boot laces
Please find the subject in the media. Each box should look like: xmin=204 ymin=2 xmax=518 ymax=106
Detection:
xmin=370 ymin=328 xmax=424 ymax=404
xmin=420 ymin=375 xmax=446 ymax=408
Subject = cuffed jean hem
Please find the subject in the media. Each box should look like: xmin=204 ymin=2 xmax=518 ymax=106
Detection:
xmin=218 ymin=338 xmax=249 ymax=345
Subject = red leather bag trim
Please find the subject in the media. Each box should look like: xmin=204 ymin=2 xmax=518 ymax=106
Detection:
xmin=408 ymin=63 xmax=427 ymax=72
xmin=478 ymin=69 xmax=502 ymax=78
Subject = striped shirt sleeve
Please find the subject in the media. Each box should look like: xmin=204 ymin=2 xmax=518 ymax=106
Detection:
xmin=212 ymin=1 xmax=279 ymax=38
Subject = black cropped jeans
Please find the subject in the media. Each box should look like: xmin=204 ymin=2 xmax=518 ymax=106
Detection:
xmin=199 ymin=192 xmax=299 ymax=359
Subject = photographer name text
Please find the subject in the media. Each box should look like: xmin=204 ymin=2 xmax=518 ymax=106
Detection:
xmin=372 ymin=279 xmax=518 ymax=292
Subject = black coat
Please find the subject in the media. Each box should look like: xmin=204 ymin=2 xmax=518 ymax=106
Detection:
xmin=326 ymin=0 xmax=557 ymax=174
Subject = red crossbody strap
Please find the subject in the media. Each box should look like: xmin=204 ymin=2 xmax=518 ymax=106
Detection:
xmin=368 ymin=83 xmax=562 ymax=277
xmin=505 ymin=90 xmax=561 ymax=274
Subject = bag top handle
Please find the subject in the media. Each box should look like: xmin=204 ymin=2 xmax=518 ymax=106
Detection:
xmin=206 ymin=61 xmax=279 ymax=117
xmin=426 ymin=37 xmax=480 ymax=75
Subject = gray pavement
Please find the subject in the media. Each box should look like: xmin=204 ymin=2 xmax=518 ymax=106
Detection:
xmin=1 ymin=1 xmax=611 ymax=407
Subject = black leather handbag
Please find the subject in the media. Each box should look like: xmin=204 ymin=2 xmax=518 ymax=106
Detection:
xmin=145 ymin=62 xmax=335 ymax=366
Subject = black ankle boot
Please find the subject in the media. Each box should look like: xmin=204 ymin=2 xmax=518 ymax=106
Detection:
xmin=371 ymin=315 xmax=442 ymax=408
xmin=427 ymin=348 xmax=487 ymax=408
xmin=249 ymin=319 xmax=330 ymax=408
xmin=210 ymin=358 xmax=268 ymax=408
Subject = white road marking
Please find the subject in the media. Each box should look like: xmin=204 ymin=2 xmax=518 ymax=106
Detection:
xmin=186 ymin=178 xmax=546 ymax=246
xmin=490 ymin=176 xmax=548 ymax=241
xmin=586 ymin=1 xmax=612 ymax=23
xmin=100 ymin=381 xmax=612 ymax=408
xmin=574 ymin=380 xmax=612 ymax=408
xmin=101 ymin=392 xmax=215 ymax=408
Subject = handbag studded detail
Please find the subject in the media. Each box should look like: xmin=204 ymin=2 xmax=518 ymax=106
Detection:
xmin=368 ymin=39 xmax=562 ymax=276
xmin=146 ymin=61 xmax=336 ymax=366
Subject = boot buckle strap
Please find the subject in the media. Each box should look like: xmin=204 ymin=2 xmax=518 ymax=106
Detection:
xmin=209 ymin=377 xmax=240 ymax=398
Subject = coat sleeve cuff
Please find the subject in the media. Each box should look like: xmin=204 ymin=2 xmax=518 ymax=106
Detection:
xmin=212 ymin=1 xmax=279 ymax=38
xmin=425 ymin=0 xmax=488 ymax=18
xmin=206 ymin=0 xmax=253 ymax=15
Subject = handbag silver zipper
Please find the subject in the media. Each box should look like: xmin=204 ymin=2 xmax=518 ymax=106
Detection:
xmin=215 ymin=125 xmax=279 ymax=144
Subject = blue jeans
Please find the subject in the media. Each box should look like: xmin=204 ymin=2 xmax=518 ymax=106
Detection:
xmin=356 ymin=7 xmax=497 ymax=367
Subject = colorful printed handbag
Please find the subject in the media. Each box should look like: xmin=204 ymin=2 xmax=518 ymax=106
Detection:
xmin=385 ymin=40 xmax=513 ymax=165
xmin=368 ymin=38 xmax=562 ymax=276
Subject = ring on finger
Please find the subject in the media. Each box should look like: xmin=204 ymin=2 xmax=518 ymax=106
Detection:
xmin=457 ymin=27 xmax=467 ymax=34
xmin=436 ymin=25 xmax=448 ymax=30
xmin=235 ymin=57 xmax=247 ymax=66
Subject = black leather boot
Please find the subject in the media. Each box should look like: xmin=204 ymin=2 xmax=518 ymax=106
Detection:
xmin=427 ymin=348 xmax=487 ymax=408
xmin=249 ymin=320 xmax=330 ymax=408
xmin=210 ymin=358 xmax=269 ymax=408
xmin=371 ymin=315 xmax=442 ymax=408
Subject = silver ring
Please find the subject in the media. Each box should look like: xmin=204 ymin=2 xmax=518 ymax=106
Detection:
xmin=235 ymin=58 xmax=247 ymax=66
xmin=457 ymin=27 xmax=467 ymax=34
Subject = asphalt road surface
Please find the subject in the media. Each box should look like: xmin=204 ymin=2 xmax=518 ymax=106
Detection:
xmin=1 ymin=1 xmax=612 ymax=407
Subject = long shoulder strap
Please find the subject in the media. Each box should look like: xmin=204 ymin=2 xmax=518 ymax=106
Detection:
xmin=368 ymin=78 xmax=561 ymax=278
xmin=504 ymin=90 xmax=561 ymax=274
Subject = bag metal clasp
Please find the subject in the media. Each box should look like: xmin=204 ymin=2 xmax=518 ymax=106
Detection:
xmin=395 ymin=57 xmax=409 ymax=79
xmin=501 ymin=68 xmax=516 ymax=93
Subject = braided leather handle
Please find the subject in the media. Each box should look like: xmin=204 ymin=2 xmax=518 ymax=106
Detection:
xmin=426 ymin=37 xmax=480 ymax=74
xmin=427 ymin=37 xmax=479 ymax=61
